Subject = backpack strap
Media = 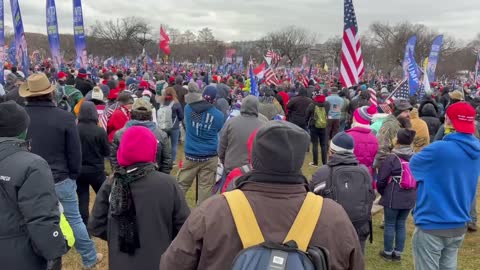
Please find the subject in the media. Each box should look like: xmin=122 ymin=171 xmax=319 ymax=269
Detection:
xmin=283 ymin=192 xmax=323 ymax=252
xmin=224 ymin=190 xmax=265 ymax=249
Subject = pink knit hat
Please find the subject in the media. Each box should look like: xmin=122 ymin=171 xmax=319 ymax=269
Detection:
xmin=353 ymin=104 xmax=377 ymax=125
xmin=117 ymin=126 xmax=157 ymax=167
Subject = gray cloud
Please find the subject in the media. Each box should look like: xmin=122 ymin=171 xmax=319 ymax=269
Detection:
xmin=4 ymin=0 xmax=479 ymax=42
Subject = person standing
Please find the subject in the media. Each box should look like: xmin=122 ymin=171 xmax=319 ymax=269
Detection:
xmin=107 ymin=92 xmax=134 ymax=142
xmin=55 ymin=71 xmax=83 ymax=113
xmin=89 ymin=126 xmax=190 ymax=270
xmin=76 ymin=101 xmax=110 ymax=226
xmin=20 ymin=73 xmax=102 ymax=269
xmin=0 ymin=101 xmax=67 ymax=270
xmin=177 ymin=86 xmax=224 ymax=205
xmin=377 ymin=129 xmax=417 ymax=262
xmin=326 ymin=87 xmax=345 ymax=140
xmin=75 ymin=68 xmax=94 ymax=96
xmin=409 ymin=107 xmax=430 ymax=152
xmin=287 ymin=87 xmax=312 ymax=130
xmin=157 ymin=87 xmax=184 ymax=164
xmin=410 ymin=102 xmax=480 ymax=270
xmin=174 ymin=75 xmax=187 ymax=108
xmin=305 ymin=92 xmax=330 ymax=166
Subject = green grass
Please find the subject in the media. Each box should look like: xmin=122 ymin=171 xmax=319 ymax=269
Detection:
xmin=63 ymin=145 xmax=480 ymax=270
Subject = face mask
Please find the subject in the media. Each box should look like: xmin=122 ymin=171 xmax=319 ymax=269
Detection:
xmin=58 ymin=80 xmax=66 ymax=86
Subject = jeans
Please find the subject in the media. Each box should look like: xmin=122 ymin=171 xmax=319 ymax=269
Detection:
xmin=177 ymin=157 xmax=218 ymax=205
xmin=168 ymin=129 xmax=181 ymax=162
xmin=339 ymin=118 xmax=346 ymax=132
xmin=310 ymin=127 xmax=328 ymax=165
xmin=383 ymin=208 xmax=410 ymax=253
xmin=76 ymin=172 xmax=106 ymax=226
xmin=55 ymin=179 xmax=97 ymax=268
xmin=412 ymin=228 xmax=465 ymax=270
xmin=327 ymin=119 xmax=340 ymax=140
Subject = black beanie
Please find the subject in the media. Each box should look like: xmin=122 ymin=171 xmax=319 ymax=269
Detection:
xmin=251 ymin=121 xmax=309 ymax=175
xmin=0 ymin=101 xmax=30 ymax=137
xmin=397 ymin=128 xmax=416 ymax=145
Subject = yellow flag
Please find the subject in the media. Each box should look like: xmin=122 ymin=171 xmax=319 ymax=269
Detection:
xmin=324 ymin=63 xmax=329 ymax=72
xmin=423 ymin=57 xmax=428 ymax=70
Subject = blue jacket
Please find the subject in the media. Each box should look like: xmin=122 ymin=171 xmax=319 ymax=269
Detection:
xmin=410 ymin=133 xmax=480 ymax=231
xmin=184 ymin=100 xmax=224 ymax=159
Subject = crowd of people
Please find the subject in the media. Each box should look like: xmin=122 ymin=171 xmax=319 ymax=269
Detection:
xmin=0 ymin=63 xmax=479 ymax=270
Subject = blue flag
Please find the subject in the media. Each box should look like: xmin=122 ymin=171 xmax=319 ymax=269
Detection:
xmin=0 ymin=0 xmax=4 ymax=84
xmin=427 ymin=35 xmax=443 ymax=82
xmin=46 ymin=0 xmax=61 ymax=69
xmin=73 ymin=0 xmax=87 ymax=69
xmin=10 ymin=0 xmax=29 ymax=75
xmin=403 ymin=35 xmax=417 ymax=79
xmin=407 ymin=48 xmax=420 ymax=95
xmin=7 ymin=39 xmax=15 ymax=64
xmin=249 ymin=64 xmax=258 ymax=97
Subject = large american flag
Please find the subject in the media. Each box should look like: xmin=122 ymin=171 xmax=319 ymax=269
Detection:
xmin=266 ymin=50 xmax=281 ymax=64
xmin=379 ymin=79 xmax=409 ymax=114
xmin=340 ymin=0 xmax=364 ymax=88
xmin=264 ymin=68 xmax=279 ymax=86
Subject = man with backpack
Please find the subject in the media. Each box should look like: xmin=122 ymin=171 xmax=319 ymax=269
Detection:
xmin=305 ymin=91 xmax=330 ymax=167
xmin=55 ymin=71 xmax=83 ymax=113
xmin=410 ymin=102 xmax=480 ymax=270
xmin=161 ymin=121 xmax=364 ymax=270
xmin=311 ymin=132 xmax=375 ymax=253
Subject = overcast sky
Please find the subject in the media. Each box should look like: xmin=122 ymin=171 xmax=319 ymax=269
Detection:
xmin=4 ymin=0 xmax=479 ymax=43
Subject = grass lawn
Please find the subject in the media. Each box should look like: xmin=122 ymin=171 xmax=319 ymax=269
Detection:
xmin=63 ymin=146 xmax=480 ymax=270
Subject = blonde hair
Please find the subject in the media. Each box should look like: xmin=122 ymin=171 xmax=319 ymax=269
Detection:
xmin=157 ymin=87 xmax=179 ymax=104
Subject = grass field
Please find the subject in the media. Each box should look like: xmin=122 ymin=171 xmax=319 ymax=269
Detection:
xmin=63 ymin=146 xmax=480 ymax=270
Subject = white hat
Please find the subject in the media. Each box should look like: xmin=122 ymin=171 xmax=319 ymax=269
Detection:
xmin=92 ymin=87 xmax=104 ymax=101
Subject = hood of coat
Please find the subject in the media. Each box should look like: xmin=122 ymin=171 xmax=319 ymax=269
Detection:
xmin=410 ymin=108 xmax=420 ymax=119
xmin=78 ymin=101 xmax=99 ymax=123
xmin=125 ymin=120 xmax=157 ymax=133
xmin=327 ymin=151 xmax=359 ymax=167
xmin=189 ymin=100 xmax=214 ymax=113
xmin=420 ymin=103 xmax=438 ymax=118
xmin=392 ymin=145 xmax=415 ymax=161
xmin=240 ymin=96 xmax=259 ymax=117
xmin=444 ymin=132 xmax=480 ymax=160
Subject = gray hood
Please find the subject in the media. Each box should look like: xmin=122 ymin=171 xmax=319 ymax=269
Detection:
xmin=78 ymin=101 xmax=98 ymax=123
xmin=240 ymin=96 xmax=259 ymax=117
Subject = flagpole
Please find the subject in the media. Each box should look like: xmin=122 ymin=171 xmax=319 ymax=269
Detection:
xmin=385 ymin=78 xmax=408 ymax=101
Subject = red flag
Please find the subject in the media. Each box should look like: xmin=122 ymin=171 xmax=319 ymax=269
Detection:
xmin=159 ymin=26 xmax=171 ymax=55
xmin=340 ymin=0 xmax=364 ymax=88
xmin=253 ymin=62 xmax=266 ymax=76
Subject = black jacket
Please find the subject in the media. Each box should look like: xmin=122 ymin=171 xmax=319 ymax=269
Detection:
xmin=287 ymin=89 xmax=312 ymax=129
xmin=77 ymin=102 xmax=110 ymax=173
xmin=174 ymin=84 xmax=188 ymax=108
xmin=88 ymin=166 xmax=190 ymax=270
xmin=75 ymin=77 xmax=95 ymax=96
xmin=305 ymin=101 xmax=330 ymax=128
xmin=377 ymin=147 xmax=417 ymax=210
xmin=0 ymin=138 xmax=67 ymax=269
xmin=420 ymin=102 xmax=441 ymax=143
xmin=26 ymin=101 xmax=82 ymax=183
xmin=4 ymin=87 xmax=26 ymax=107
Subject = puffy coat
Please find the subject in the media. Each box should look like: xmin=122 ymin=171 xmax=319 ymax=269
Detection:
xmin=420 ymin=103 xmax=441 ymax=143
xmin=0 ymin=138 xmax=67 ymax=270
xmin=410 ymin=108 xmax=430 ymax=152
xmin=346 ymin=126 xmax=379 ymax=177
xmin=287 ymin=89 xmax=312 ymax=129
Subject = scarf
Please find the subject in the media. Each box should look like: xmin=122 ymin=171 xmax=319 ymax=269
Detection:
xmin=110 ymin=163 xmax=156 ymax=255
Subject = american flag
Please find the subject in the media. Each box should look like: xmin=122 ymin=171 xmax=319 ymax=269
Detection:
xmin=368 ymin=88 xmax=377 ymax=107
xmin=266 ymin=50 xmax=281 ymax=64
xmin=340 ymin=0 xmax=364 ymax=88
xmin=379 ymin=79 xmax=409 ymax=114
xmin=99 ymin=103 xmax=120 ymax=131
xmin=264 ymin=68 xmax=279 ymax=86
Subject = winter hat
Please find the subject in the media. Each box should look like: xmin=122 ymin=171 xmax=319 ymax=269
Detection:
xmin=185 ymin=81 xmax=203 ymax=104
xmin=393 ymin=99 xmax=413 ymax=117
xmin=118 ymin=80 xmax=126 ymax=91
xmin=117 ymin=91 xmax=134 ymax=105
xmin=360 ymin=84 xmax=367 ymax=91
xmin=188 ymin=81 xmax=201 ymax=94
xmin=132 ymin=98 xmax=152 ymax=113
xmin=57 ymin=71 xmax=67 ymax=80
xmin=314 ymin=94 xmax=326 ymax=103
xmin=330 ymin=132 xmax=354 ymax=153
xmin=380 ymin=87 xmax=389 ymax=94
xmin=142 ymin=90 xmax=152 ymax=98
xmin=77 ymin=68 xmax=87 ymax=79
xmin=251 ymin=121 xmax=309 ymax=175
xmin=139 ymin=80 xmax=149 ymax=90
xmin=446 ymin=102 xmax=476 ymax=134
xmin=203 ymin=85 xmax=217 ymax=104
xmin=353 ymin=104 xmax=377 ymax=125
xmin=0 ymin=101 xmax=30 ymax=137
xmin=99 ymin=84 xmax=110 ymax=97
xmin=91 ymin=87 xmax=104 ymax=101
xmin=397 ymin=128 xmax=416 ymax=145
xmin=117 ymin=126 xmax=157 ymax=167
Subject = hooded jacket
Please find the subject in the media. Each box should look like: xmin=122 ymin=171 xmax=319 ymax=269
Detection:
xmin=410 ymin=108 xmax=430 ymax=152
xmin=0 ymin=138 xmax=67 ymax=269
xmin=111 ymin=120 xmax=172 ymax=174
xmin=77 ymin=101 xmax=110 ymax=174
xmin=410 ymin=133 xmax=480 ymax=231
xmin=287 ymin=88 xmax=312 ymax=128
xmin=346 ymin=126 xmax=379 ymax=178
xmin=174 ymin=81 xmax=188 ymax=108
xmin=74 ymin=77 xmax=94 ymax=96
xmin=420 ymin=103 xmax=441 ymax=143
xmin=218 ymin=96 xmax=266 ymax=172
xmin=107 ymin=106 xmax=130 ymax=142
xmin=305 ymin=99 xmax=330 ymax=128
xmin=377 ymin=146 xmax=417 ymax=209
xmin=184 ymin=100 xmax=224 ymax=159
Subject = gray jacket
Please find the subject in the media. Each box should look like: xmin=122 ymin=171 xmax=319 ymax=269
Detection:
xmin=218 ymin=96 xmax=266 ymax=173
xmin=0 ymin=138 xmax=66 ymax=269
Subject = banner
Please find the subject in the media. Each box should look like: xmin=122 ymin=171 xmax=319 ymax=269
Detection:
xmin=46 ymin=0 xmax=61 ymax=69
xmin=403 ymin=35 xmax=417 ymax=79
xmin=427 ymin=35 xmax=443 ymax=82
xmin=407 ymin=48 xmax=420 ymax=95
xmin=0 ymin=0 xmax=4 ymax=84
xmin=73 ymin=0 xmax=87 ymax=68
xmin=10 ymin=0 xmax=28 ymax=75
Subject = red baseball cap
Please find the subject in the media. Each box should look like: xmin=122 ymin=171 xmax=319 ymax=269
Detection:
xmin=139 ymin=80 xmax=149 ymax=89
xmin=446 ymin=102 xmax=476 ymax=134
xmin=58 ymin=71 xmax=67 ymax=80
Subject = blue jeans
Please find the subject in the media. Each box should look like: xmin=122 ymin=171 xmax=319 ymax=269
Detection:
xmin=412 ymin=228 xmax=465 ymax=270
xmin=169 ymin=129 xmax=181 ymax=162
xmin=384 ymin=208 xmax=410 ymax=253
xmin=55 ymin=179 xmax=97 ymax=267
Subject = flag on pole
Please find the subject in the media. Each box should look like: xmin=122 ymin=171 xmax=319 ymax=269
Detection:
xmin=159 ymin=26 xmax=171 ymax=55
xmin=368 ymin=88 xmax=377 ymax=107
xmin=340 ymin=0 xmax=364 ymax=88
xmin=378 ymin=79 xmax=409 ymax=114
xmin=323 ymin=63 xmax=329 ymax=72
xmin=266 ymin=49 xmax=281 ymax=64
xmin=249 ymin=64 xmax=258 ymax=97
xmin=475 ymin=52 xmax=480 ymax=84
xmin=73 ymin=0 xmax=87 ymax=69
xmin=264 ymin=68 xmax=279 ymax=86
xmin=253 ymin=62 xmax=266 ymax=79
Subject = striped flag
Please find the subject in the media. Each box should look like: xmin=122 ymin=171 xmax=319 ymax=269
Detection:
xmin=99 ymin=103 xmax=120 ymax=131
xmin=264 ymin=68 xmax=279 ymax=86
xmin=368 ymin=88 xmax=377 ymax=107
xmin=340 ymin=0 xmax=364 ymax=88
xmin=378 ymin=79 xmax=409 ymax=114
xmin=266 ymin=49 xmax=281 ymax=64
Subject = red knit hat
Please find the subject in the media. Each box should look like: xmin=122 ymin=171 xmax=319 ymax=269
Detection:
xmin=314 ymin=95 xmax=326 ymax=103
xmin=117 ymin=126 xmax=157 ymax=167
xmin=446 ymin=102 xmax=476 ymax=134
xmin=57 ymin=71 xmax=67 ymax=80
xmin=353 ymin=104 xmax=377 ymax=125
xmin=139 ymin=80 xmax=149 ymax=90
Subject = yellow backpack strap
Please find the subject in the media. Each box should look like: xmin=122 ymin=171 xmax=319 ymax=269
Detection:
xmin=224 ymin=190 xmax=265 ymax=249
xmin=283 ymin=192 xmax=323 ymax=252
